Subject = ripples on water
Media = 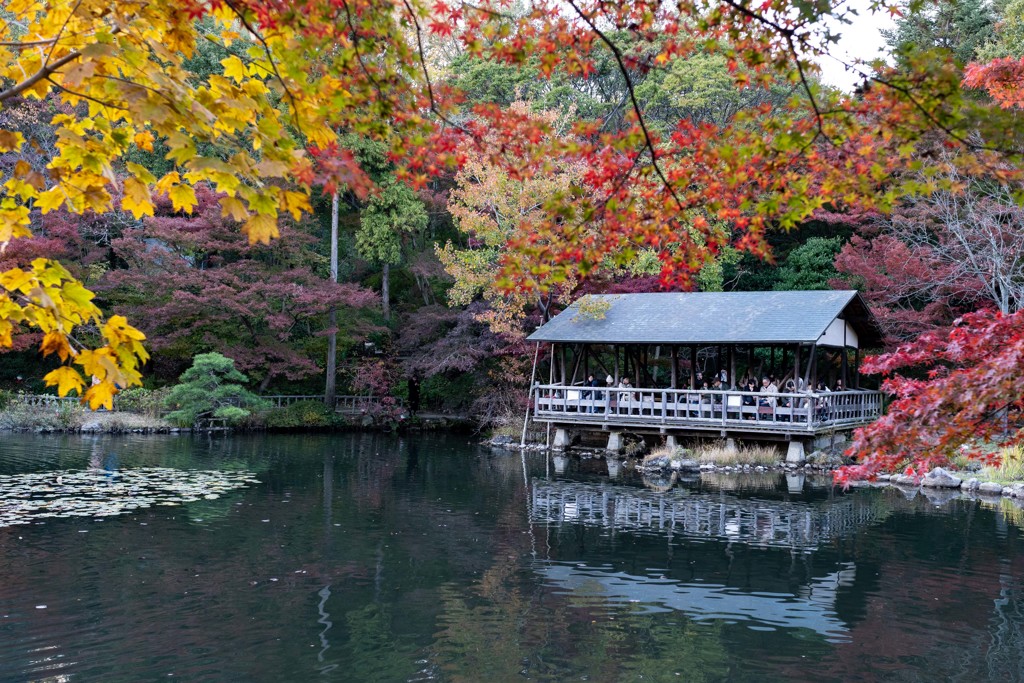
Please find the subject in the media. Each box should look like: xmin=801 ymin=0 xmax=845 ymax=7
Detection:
xmin=0 ymin=433 xmax=1023 ymax=681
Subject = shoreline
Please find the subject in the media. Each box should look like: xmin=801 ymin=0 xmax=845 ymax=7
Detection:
xmin=0 ymin=412 xmax=475 ymax=435
xmin=490 ymin=439 xmax=1024 ymax=505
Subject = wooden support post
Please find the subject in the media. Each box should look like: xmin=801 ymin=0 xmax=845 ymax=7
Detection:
xmin=770 ymin=346 xmax=776 ymax=378
xmin=729 ymin=345 xmax=737 ymax=389
xmin=689 ymin=346 xmax=697 ymax=389
xmin=801 ymin=344 xmax=812 ymax=388
xmin=794 ymin=344 xmax=802 ymax=389
xmin=560 ymin=345 xmax=567 ymax=385
xmin=549 ymin=343 xmax=556 ymax=384
xmin=613 ymin=345 xmax=620 ymax=383
xmin=747 ymin=347 xmax=754 ymax=382
xmin=670 ymin=346 xmax=678 ymax=389
xmin=569 ymin=344 xmax=583 ymax=385
xmin=593 ymin=346 xmax=611 ymax=379
xmin=807 ymin=346 xmax=817 ymax=388
xmin=854 ymin=347 xmax=861 ymax=389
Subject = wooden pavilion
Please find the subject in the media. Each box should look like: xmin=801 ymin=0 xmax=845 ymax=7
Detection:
xmin=524 ymin=290 xmax=886 ymax=458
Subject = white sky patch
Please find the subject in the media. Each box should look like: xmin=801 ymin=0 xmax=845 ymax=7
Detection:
xmin=815 ymin=0 xmax=899 ymax=91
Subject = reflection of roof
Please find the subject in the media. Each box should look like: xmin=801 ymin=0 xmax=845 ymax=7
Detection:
xmin=526 ymin=291 xmax=883 ymax=346
xmin=538 ymin=563 xmax=852 ymax=641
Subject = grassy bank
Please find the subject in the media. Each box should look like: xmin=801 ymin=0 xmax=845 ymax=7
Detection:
xmin=642 ymin=441 xmax=783 ymax=469
xmin=0 ymin=402 xmax=172 ymax=433
xmin=0 ymin=397 xmax=468 ymax=434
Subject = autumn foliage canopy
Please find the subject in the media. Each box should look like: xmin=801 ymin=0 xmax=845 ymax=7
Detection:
xmin=0 ymin=0 xmax=1022 ymax=472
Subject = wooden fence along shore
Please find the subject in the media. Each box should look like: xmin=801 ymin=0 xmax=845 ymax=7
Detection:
xmin=11 ymin=393 xmax=402 ymax=416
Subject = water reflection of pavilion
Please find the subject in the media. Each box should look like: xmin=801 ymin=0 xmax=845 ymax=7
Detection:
xmin=531 ymin=480 xmax=888 ymax=553
xmin=537 ymin=562 xmax=856 ymax=641
xmin=529 ymin=479 xmax=890 ymax=641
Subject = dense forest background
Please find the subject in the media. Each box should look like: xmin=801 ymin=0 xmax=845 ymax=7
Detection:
xmin=1 ymin=0 xmax=1020 ymax=429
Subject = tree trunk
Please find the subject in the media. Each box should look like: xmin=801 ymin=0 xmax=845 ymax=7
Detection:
xmin=382 ymin=262 xmax=391 ymax=321
xmin=325 ymin=192 xmax=339 ymax=407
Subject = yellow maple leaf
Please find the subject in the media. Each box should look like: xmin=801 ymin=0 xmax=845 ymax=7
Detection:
xmin=155 ymin=171 xmax=181 ymax=196
xmin=220 ymin=196 xmax=249 ymax=221
xmin=0 ymin=129 xmax=25 ymax=153
xmin=133 ymin=130 xmax=155 ymax=152
xmin=0 ymin=203 xmax=32 ymax=243
xmin=40 ymin=330 xmax=73 ymax=361
xmin=76 ymin=348 xmax=111 ymax=379
xmin=35 ymin=187 xmax=65 ymax=213
xmin=243 ymin=213 xmax=279 ymax=244
xmin=102 ymin=314 xmax=147 ymax=347
xmin=43 ymin=366 xmax=85 ymax=397
xmin=5 ymin=177 xmax=39 ymax=201
xmin=167 ymin=183 xmax=197 ymax=213
xmin=84 ymin=380 xmax=116 ymax=410
xmin=127 ymin=162 xmax=157 ymax=185
xmin=221 ymin=55 xmax=248 ymax=83
xmin=122 ymin=177 xmax=154 ymax=219
xmin=282 ymin=190 xmax=311 ymax=221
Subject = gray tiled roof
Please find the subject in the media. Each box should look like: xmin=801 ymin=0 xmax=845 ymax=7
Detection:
xmin=526 ymin=291 xmax=882 ymax=345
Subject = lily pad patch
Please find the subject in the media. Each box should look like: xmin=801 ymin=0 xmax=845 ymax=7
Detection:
xmin=0 ymin=468 xmax=261 ymax=528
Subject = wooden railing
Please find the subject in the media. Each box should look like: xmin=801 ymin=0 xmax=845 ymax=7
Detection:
xmin=532 ymin=383 xmax=883 ymax=432
xmin=223 ymin=394 xmax=404 ymax=413
xmin=332 ymin=395 xmax=403 ymax=413
xmin=13 ymin=394 xmax=83 ymax=407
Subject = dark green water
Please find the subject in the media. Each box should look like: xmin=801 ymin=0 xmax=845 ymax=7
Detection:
xmin=1 ymin=432 xmax=1023 ymax=682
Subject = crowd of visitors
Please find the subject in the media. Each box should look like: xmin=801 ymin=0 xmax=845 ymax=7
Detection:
xmin=553 ymin=370 xmax=849 ymax=422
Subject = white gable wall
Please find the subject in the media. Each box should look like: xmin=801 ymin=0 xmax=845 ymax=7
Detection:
xmin=817 ymin=318 xmax=859 ymax=348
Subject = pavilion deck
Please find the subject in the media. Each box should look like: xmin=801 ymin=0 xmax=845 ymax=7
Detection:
xmin=533 ymin=383 xmax=884 ymax=435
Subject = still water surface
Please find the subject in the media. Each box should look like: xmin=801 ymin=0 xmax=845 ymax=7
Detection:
xmin=1 ymin=432 xmax=1023 ymax=682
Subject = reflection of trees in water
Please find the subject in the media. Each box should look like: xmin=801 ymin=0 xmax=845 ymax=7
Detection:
xmin=984 ymin=571 xmax=1024 ymax=681
xmin=915 ymin=565 xmax=1024 ymax=683
xmin=430 ymin=556 xmax=733 ymax=682
xmin=339 ymin=602 xmax=421 ymax=681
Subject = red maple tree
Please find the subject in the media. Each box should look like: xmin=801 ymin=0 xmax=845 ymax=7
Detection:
xmin=838 ymin=309 xmax=1024 ymax=484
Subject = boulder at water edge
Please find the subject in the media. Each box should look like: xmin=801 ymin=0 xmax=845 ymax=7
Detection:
xmin=1006 ymin=483 xmax=1024 ymax=499
xmin=921 ymin=467 xmax=962 ymax=489
xmin=979 ymin=481 xmax=1005 ymax=495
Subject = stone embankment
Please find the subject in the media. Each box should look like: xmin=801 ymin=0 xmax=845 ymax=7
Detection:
xmin=850 ymin=466 xmax=1024 ymax=503
xmin=491 ymin=436 xmax=1024 ymax=505
xmin=486 ymin=436 xmax=845 ymax=473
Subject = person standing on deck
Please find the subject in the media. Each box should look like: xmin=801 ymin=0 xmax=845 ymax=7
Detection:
xmin=619 ymin=377 xmax=636 ymax=414
xmin=585 ymin=374 xmax=602 ymax=413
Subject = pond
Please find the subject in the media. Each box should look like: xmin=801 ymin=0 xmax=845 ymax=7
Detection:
xmin=1 ymin=432 xmax=1023 ymax=682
